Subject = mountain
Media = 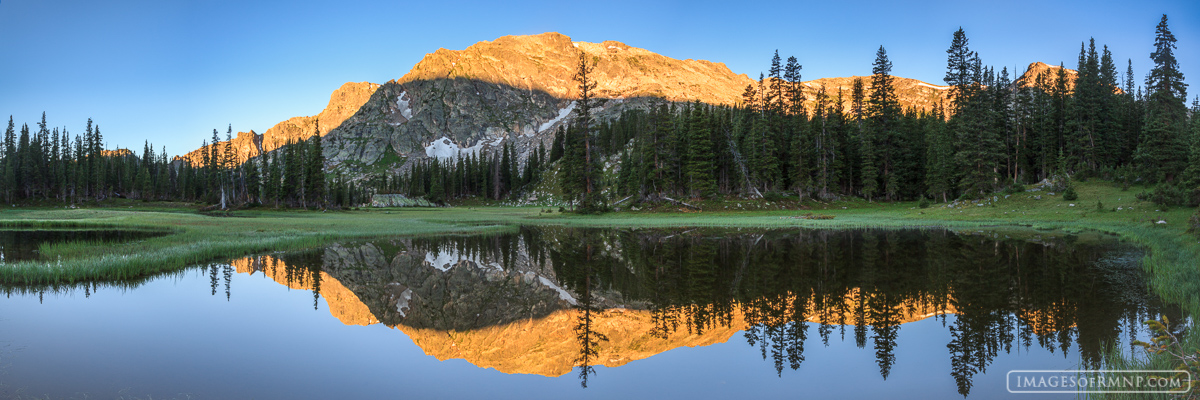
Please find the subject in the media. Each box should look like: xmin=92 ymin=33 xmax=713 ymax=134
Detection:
xmin=183 ymin=33 xmax=1069 ymax=175
xmin=1013 ymin=61 xmax=1079 ymax=91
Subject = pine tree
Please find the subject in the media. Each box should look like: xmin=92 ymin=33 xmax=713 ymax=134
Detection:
xmin=560 ymin=123 xmax=584 ymax=208
xmin=283 ymin=139 xmax=302 ymax=206
xmin=1067 ymin=39 xmax=1101 ymax=172
xmin=157 ymin=146 xmax=170 ymax=200
xmin=571 ymin=51 xmax=605 ymax=212
xmin=265 ymin=151 xmax=281 ymax=207
xmin=500 ymin=141 xmax=512 ymax=195
xmin=2 ymin=116 xmax=14 ymax=203
xmin=867 ymin=46 xmax=901 ymax=200
xmin=1135 ymin=14 xmax=1189 ymax=183
xmin=944 ymin=27 xmax=973 ymax=113
xmin=926 ymin=102 xmax=954 ymax=202
xmin=1182 ymin=97 xmax=1200 ymax=204
xmin=223 ymin=126 xmax=236 ymax=206
xmin=550 ymin=126 xmax=565 ymax=163
xmin=305 ymin=126 xmax=326 ymax=208
xmin=91 ymin=124 xmax=104 ymax=200
xmin=861 ymin=131 xmax=879 ymax=201
xmin=209 ymin=129 xmax=220 ymax=200
xmin=246 ymin=149 xmax=262 ymax=205
xmin=686 ymin=102 xmax=716 ymax=198
xmin=768 ymin=50 xmax=784 ymax=114
xmin=18 ymin=123 xmax=32 ymax=199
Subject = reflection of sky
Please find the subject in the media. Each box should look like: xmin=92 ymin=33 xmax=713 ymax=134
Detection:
xmin=0 ymin=268 xmax=1135 ymax=399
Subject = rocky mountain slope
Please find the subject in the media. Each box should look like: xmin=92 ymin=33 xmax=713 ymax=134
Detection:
xmin=181 ymin=33 xmax=1076 ymax=176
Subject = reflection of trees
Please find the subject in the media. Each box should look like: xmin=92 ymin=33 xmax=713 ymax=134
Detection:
xmin=573 ymin=266 xmax=607 ymax=388
xmin=223 ymin=264 xmax=232 ymax=301
xmin=540 ymin=228 xmax=1167 ymax=392
xmin=209 ymin=264 xmax=218 ymax=296
xmin=551 ymin=231 xmax=611 ymax=388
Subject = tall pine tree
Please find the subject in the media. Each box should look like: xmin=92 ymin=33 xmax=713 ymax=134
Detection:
xmin=1135 ymin=14 xmax=1189 ymax=184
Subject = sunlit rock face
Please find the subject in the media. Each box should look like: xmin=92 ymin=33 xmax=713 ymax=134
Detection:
xmin=220 ymin=228 xmax=1145 ymax=379
xmin=1013 ymin=61 xmax=1080 ymax=91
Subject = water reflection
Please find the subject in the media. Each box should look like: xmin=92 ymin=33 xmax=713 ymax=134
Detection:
xmin=218 ymin=227 xmax=1173 ymax=396
xmin=0 ymin=229 xmax=167 ymax=262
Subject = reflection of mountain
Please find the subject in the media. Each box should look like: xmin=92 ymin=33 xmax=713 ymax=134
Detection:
xmin=221 ymin=228 xmax=1171 ymax=390
xmin=228 ymin=242 xmax=748 ymax=376
xmin=231 ymin=256 xmax=378 ymax=326
xmin=228 ymin=253 xmax=968 ymax=377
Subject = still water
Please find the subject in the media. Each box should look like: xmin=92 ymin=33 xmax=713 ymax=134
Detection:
xmin=0 ymin=227 xmax=1178 ymax=399
xmin=0 ymin=229 xmax=167 ymax=262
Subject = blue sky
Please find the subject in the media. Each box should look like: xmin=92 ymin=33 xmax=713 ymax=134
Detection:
xmin=1 ymin=0 xmax=1197 ymax=155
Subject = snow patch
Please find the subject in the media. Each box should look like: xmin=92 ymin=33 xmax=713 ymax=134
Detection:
xmin=424 ymin=250 xmax=460 ymax=272
xmin=425 ymin=137 xmax=460 ymax=159
xmin=916 ymin=82 xmax=950 ymax=90
xmin=424 ymin=137 xmax=488 ymax=159
xmin=538 ymin=276 xmax=578 ymax=305
xmin=395 ymin=287 xmax=412 ymax=317
xmin=396 ymin=91 xmax=413 ymax=119
xmin=538 ymin=101 xmax=576 ymax=133
xmin=423 ymin=248 xmax=504 ymax=272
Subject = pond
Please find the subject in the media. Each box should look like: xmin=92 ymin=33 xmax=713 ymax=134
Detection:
xmin=0 ymin=227 xmax=1179 ymax=399
xmin=0 ymin=229 xmax=168 ymax=262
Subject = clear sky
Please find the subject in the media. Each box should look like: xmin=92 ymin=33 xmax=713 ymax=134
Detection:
xmin=1 ymin=0 xmax=1197 ymax=156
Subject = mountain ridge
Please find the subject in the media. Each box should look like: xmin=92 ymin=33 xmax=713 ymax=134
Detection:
xmin=180 ymin=33 xmax=1077 ymax=174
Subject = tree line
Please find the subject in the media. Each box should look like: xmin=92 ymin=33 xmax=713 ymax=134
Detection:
xmin=0 ymin=116 xmax=370 ymax=209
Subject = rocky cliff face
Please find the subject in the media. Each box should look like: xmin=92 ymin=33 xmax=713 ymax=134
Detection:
xmin=185 ymin=33 xmax=1064 ymax=175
